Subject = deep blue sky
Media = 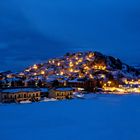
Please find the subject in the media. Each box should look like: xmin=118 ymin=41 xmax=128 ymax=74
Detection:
xmin=0 ymin=0 xmax=140 ymax=71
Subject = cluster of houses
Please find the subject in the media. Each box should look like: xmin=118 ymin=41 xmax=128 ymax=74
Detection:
xmin=0 ymin=87 xmax=74 ymax=103
xmin=0 ymin=71 xmax=103 ymax=103
xmin=1 ymin=51 xmax=140 ymax=103
xmin=0 ymin=76 xmax=101 ymax=103
xmin=0 ymin=70 xmax=101 ymax=104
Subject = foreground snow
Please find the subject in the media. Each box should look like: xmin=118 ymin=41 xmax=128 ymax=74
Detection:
xmin=0 ymin=94 xmax=140 ymax=140
xmin=20 ymin=100 xmax=32 ymax=104
xmin=41 ymin=97 xmax=57 ymax=102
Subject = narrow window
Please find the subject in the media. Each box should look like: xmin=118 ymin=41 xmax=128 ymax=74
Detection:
xmin=24 ymin=94 xmax=26 ymax=98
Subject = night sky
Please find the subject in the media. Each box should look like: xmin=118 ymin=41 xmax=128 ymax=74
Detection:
xmin=0 ymin=0 xmax=140 ymax=71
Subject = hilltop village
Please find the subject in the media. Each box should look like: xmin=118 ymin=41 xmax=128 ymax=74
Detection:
xmin=0 ymin=51 xmax=140 ymax=103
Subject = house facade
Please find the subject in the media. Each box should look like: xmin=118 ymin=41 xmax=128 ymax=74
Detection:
xmin=0 ymin=88 xmax=48 ymax=103
xmin=49 ymin=87 xmax=73 ymax=100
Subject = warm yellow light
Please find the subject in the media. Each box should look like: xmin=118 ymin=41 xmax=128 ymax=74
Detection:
xmin=103 ymin=83 xmax=107 ymax=87
xmin=94 ymin=65 xmax=106 ymax=70
xmin=69 ymin=62 xmax=74 ymax=67
xmin=89 ymin=53 xmax=94 ymax=58
xmin=108 ymin=81 xmax=112 ymax=84
xmin=25 ymin=69 xmax=30 ymax=72
xmin=124 ymin=79 xmax=128 ymax=84
xmin=94 ymin=65 xmax=97 ymax=69
xmin=33 ymin=64 xmax=38 ymax=70
xmin=75 ymin=57 xmax=79 ymax=60
xmin=84 ymin=66 xmax=90 ymax=70
xmin=79 ymin=73 xmax=84 ymax=78
xmin=34 ymin=73 xmax=37 ymax=76
xmin=41 ymin=70 xmax=45 ymax=75
xmin=75 ymin=61 xmax=79 ymax=65
xmin=57 ymin=62 xmax=61 ymax=66
xmin=89 ymin=74 xmax=94 ymax=79
xmin=74 ymin=70 xmax=79 ymax=73
xmin=52 ymin=60 xmax=55 ymax=64
xmin=101 ymin=74 xmax=105 ymax=78
xmin=60 ymin=71 xmax=64 ymax=75
xmin=69 ymin=68 xmax=74 ymax=72
xmin=78 ymin=58 xmax=83 ymax=63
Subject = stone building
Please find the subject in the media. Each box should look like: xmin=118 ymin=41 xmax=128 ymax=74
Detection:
xmin=0 ymin=88 xmax=48 ymax=103
xmin=49 ymin=87 xmax=73 ymax=100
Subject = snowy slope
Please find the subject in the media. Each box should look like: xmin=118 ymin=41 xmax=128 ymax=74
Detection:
xmin=1 ymin=51 xmax=140 ymax=88
xmin=0 ymin=95 xmax=140 ymax=140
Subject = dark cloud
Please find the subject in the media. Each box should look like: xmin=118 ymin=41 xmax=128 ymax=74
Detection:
xmin=0 ymin=0 xmax=72 ymax=71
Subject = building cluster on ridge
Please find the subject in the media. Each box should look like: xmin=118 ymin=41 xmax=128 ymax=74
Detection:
xmin=0 ymin=51 xmax=140 ymax=103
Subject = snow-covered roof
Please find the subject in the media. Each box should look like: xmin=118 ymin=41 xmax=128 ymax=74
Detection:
xmin=6 ymin=77 xmax=20 ymax=82
xmin=55 ymin=87 xmax=73 ymax=91
xmin=68 ymin=79 xmax=85 ymax=83
xmin=1 ymin=88 xmax=38 ymax=93
xmin=39 ymin=88 xmax=49 ymax=92
xmin=1 ymin=88 xmax=48 ymax=93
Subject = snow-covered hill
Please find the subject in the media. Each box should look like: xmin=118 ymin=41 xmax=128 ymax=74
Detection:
xmin=0 ymin=51 xmax=140 ymax=89
xmin=23 ymin=51 xmax=140 ymax=80
xmin=21 ymin=51 xmax=140 ymax=88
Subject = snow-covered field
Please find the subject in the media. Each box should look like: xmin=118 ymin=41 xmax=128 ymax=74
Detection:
xmin=0 ymin=94 xmax=140 ymax=140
